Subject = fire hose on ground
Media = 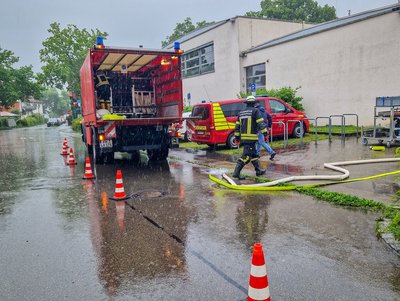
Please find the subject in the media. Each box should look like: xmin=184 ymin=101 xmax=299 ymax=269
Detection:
xmin=209 ymin=158 xmax=400 ymax=191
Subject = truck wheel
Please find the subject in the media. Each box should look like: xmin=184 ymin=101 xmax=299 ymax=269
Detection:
xmin=86 ymin=127 xmax=93 ymax=155
xmin=81 ymin=124 xmax=85 ymax=143
xmin=292 ymin=124 xmax=305 ymax=138
xmin=92 ymin=129 xmax=105 ymax=164
xmin=87 ymin=144 xmax=93 ymax=155
xmin=147 ymin=148 xmax=169 ymax=161
xmin=104 ymin=152 xmax=114 ymax=164
xmin=83 ymin=125 xmax=93 ymax=154
xmin=226 ymin=132 xmax=238 ymax=149
xmin=130 ymin=151 xmax=141 ymax=164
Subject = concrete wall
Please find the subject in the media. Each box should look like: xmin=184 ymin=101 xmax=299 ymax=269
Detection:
xmin=242 ymin=12 xmax=400 ymax=125
xmin=180 ymin=20 xmax=241 ymax=105
xmin=236 ymin=17 xmax=311 ymax=52
xmin=180 ymin=17 xmax=311 ymax=105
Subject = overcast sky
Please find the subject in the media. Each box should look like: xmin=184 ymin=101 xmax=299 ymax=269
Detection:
xmin=0 ymin=0 xmax=396 ymax=72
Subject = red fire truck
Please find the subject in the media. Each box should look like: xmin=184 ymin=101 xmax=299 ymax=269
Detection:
xmin=80 ymin=39 xmax=183 ymax=163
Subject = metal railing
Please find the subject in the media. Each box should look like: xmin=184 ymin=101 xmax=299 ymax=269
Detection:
xmin=315 ymin=116 xmax=332 ymax=142
xmin=330 ymin=114 xmax=345 ymax=140
xmin=304 ymin=118 xmax=317 ymax=144
xmin=343 ymin=113 xmax=359 ymax=138
xmin=267 ymin=113 xmax=359 ymax=148
xmin=285 ymin=120 xmax=304 ymax=147
xmin=269 ymin=121 xmax=286 ymax=146
xmin=314 ymin=113 xmax=359 ymax=143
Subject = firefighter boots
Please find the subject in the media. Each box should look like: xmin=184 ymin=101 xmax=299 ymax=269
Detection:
xmin=252 ymin=160 xmax=266 ymax=176
xmin=232 ymin=161 xmax=246 ymax=180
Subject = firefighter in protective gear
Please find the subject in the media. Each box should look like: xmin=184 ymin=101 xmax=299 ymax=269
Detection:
xmin=232 ymin=95 xmax=269 ymax=180
xmin=95 ymin=71 xmax=111 ymax=111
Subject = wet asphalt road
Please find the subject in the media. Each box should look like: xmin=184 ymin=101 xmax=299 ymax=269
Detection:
xmin=0 ymin=125 xmax=399 ymax=301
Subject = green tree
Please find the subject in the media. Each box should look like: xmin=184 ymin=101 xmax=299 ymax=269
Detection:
xmin=162 ymin=18 xmax=214 ymax=48
xmin=38 ymin=22 xmax=108 ymax=97
xmin=0 ymin=48 xmax=43 ymax=109
xmin=41 ymin=87 xmax=69 ymax=116
xmin=245 ymin=0 xmax=336 ymax=23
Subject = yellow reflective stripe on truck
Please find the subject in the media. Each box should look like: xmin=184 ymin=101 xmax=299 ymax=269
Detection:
xmin=212 ymin=103 xmax=235 ymax=131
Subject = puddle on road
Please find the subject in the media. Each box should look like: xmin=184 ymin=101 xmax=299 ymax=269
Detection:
xmin=1 ymin=128 xmax=400 ymax=300
xmin=176 ymin=138 xmax=400 ymax=204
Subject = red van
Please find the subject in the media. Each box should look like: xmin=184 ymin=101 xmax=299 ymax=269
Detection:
xmin=187 ymin=96 xmax=310 ymax=148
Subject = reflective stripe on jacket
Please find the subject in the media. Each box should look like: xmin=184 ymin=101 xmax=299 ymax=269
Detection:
xmin=96 ymin=75 xmax=110 ymax=88
xmin=234 ymin=105 xmax=267 ymax=143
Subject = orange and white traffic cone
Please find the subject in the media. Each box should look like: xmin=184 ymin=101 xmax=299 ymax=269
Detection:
xmin=109 ymin=169 xmax=129 ymax=200
xmin=63 ymin=138 xmax=68 ymax=148
xmin=82 ymin=157 xmax=95 ymax=179
xmin=60 ymin=138 xmax=69 ymax=155
xmin=248 ymin=243 xmax=270 ymax=301
xmin=60 ymin=143 xmax=68 ymax=156
xmin=67 ymin=148 xmax=78 ymax=165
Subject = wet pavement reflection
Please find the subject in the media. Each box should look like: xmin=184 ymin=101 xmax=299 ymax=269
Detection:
xmin=0 ymin=126 xmax=399 ymax=300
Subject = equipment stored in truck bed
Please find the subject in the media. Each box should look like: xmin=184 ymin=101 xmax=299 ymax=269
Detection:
xmin=80 ymin=38 xmax=183 ymax=163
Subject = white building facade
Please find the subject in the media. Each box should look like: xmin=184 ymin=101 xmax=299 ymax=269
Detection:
xmin=169 ymin=3 xmax=400 ymax=125
xmin=169 ymin=17 xmax=311 ymax=106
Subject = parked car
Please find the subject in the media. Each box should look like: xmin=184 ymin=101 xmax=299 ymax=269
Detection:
xmin=188 ymin=96 xmax=310 ymax=148
xmin=47 ymin=118 xmax=61 ymax=127
xmin=178 ymin=112 xmax=192 ymax=141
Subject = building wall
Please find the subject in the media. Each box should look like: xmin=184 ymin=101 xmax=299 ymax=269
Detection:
xmin=236 ymin=17 xmax=311 ymax=52
xmin=242 ymin=12 xmax=400 ymax=125
xmin=180 ymin=17 xmax=312 ymax=105
xmin=180 ymin=21 xmax=241 ymax=105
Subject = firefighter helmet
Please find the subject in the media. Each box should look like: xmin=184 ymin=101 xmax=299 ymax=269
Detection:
xmin=245 ymin=95 xmax=256 ymax=103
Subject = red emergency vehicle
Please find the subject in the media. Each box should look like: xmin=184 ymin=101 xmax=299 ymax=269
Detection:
xmin=187 ymin=96 xmax=310 ymax=148
xmin=80 ymin=39 xmax=184 ymax=163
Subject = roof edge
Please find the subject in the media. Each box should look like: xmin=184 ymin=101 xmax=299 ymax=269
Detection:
xmin=244 ymin=3 xmax=400 ymax=54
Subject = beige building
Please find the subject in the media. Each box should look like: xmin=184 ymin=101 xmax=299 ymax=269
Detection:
xmin=167 ymin=17 xmax=312 ymax=104
xmin=168 ymin=3 xmax=400 ymax=125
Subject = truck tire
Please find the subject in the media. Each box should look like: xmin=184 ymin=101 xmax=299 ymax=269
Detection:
xmin=92 ymin=129 xmax=105 ymax=164
xmin=130 ymin=151 xmax=141 ymax=164
xmin=104 ymin=152 xmax=114 ymax=164
xmin=147 ymin=147 xmax=169 ymax=161
xmin=81 ymin=124 xmax=85 ymax=143
xmin=84 ymin=126 xmax=93 ymax=155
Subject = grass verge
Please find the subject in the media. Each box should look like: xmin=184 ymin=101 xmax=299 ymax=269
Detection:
xmin=310 ymin=125 xmax=360 ymax=135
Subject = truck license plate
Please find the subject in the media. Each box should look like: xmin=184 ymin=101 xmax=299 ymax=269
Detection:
xmin=100 ymin=140 xmax=113 ymax=148
xmin=197 ymin=131 xmax=204 ymax=135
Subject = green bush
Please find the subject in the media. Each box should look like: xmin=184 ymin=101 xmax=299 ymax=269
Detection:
xmin=16 ymin=114 xmax=46 ymax=127
xmin=17 ymin=118 xmax=28 ymax=127
xmin=0 ymin=118 xmax=8 ymax=128
xmin=71 ymin=117 xmax=82 ymax=132
xmin=239 ymin=86 xmax=304 ymax=111
xmin=10 ymin=109 xmax=20 ymax=115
